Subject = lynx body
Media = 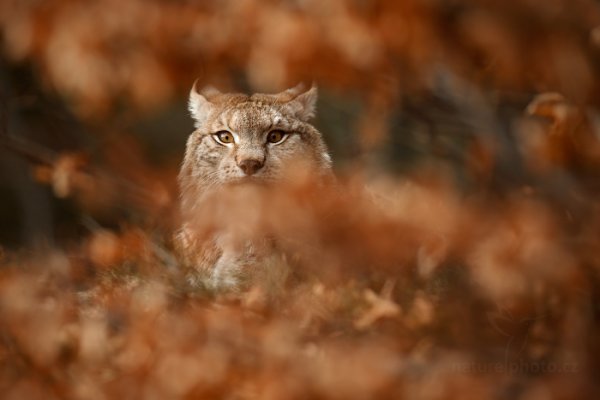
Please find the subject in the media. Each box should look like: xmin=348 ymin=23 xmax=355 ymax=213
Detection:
xmin=177 ymin=84 xmax=332 ymax=289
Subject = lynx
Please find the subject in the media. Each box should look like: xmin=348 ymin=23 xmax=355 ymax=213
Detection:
xmin=177 ymin=83 xmax=333 ymax=290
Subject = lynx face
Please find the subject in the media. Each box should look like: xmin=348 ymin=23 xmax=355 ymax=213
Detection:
xmin=179 ymin=84 xmax=332 ymax=214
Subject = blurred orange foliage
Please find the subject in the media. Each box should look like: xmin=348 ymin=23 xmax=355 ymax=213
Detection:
xmin=0 ymin=0 xmax=599 ymax=398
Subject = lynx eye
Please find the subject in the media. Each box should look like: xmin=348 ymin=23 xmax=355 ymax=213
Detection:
xmin=213 ymin=131 xmax=234 ymax=145
xmin=267 ymin=130 xmax=287 ymax=144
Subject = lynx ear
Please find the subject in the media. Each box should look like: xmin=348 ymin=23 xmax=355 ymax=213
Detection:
xmin=189 ymin=81 xmax=220 ymax=127
xmin=282 ymin=83 xmax=318 ymax=121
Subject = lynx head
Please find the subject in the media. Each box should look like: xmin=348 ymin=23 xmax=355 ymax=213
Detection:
xmin=179 ymin=83 xmax=332 ymax=213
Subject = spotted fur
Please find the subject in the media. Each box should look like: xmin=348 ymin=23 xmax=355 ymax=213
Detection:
xmin=177 ymin=84 xmax=333 ymax=290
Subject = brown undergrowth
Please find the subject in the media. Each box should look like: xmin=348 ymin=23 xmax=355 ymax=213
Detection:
xmin=0 ymin=168 xmax=597 ymax=399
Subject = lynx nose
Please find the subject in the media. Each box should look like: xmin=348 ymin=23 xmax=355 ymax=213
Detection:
xmin=238 ymin=159 xmax=264 ymax=175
